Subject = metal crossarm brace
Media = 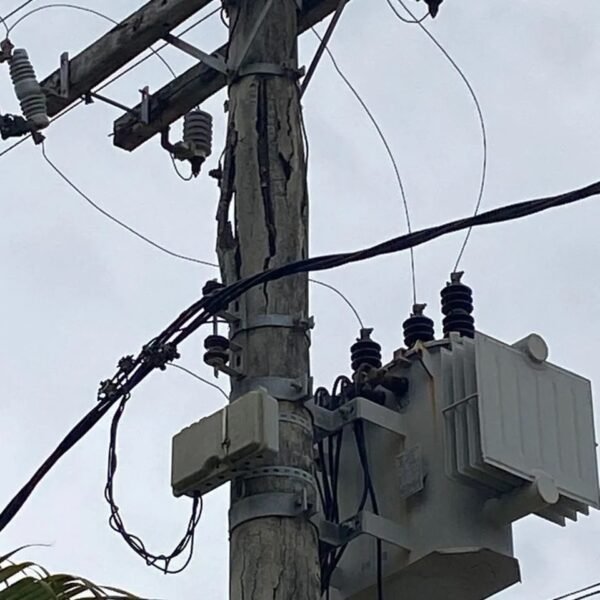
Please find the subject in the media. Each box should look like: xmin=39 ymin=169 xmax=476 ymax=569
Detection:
xmin=113 ymin=0 xmax=352 ymax=151
xmin=310 ymin=397 xmax=407 ymax=441
xmin=39 ymin=0 xmax=217 ymax=117
xmin=314 ymin=510 xmax=411 ymax=551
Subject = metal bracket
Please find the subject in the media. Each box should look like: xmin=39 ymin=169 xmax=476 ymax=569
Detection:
xmin=231 ymin=314 xmax=314 ymax=338
xmin=229 ymin=491 xmax=315 ymax=532
xmin=139 ymin=86 xmax=150 ymax=125
xmin=232 ymin=375 xmax=312 ymax=402
xmin=163 ymin=34 xmax=228 ymax=74
xmin=314 ymin=510 xmax=411 ymax=551
xmin=59 ymin=52 xmax=70 ymax=98
xmin=309 ymin=397 xmax=407 ymax=441
xmin=0 ymin=39 xmax=14 ymax=63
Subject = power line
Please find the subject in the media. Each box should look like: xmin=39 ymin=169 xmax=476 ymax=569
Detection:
xmin=2 ymin=174 xmax=597 ymax=535
xmin=388 ymin=0 xmax=488 ymax=272
xmin=313 ymin=29 xmax=418 ymax=305
xmin=40 ymin=141 xmax=218 ymax=267
xmin=551 ymin=583 xmax=600 ymax=600
xmin=169 ymin=364 xmax=228 ymax=400
xmin=310 ymin=278 xmax=364 ymax=329
xmin=386 ymin=0 xmax=430 ymax=23
xmin=170 ymin=154 xmax=194 ymax=181
xmin=1 ymin=0 xmax=36 ymax=22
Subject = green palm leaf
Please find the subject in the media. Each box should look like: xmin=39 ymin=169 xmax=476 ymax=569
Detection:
xmin=0 ymin=550 xmax=143 ymax=600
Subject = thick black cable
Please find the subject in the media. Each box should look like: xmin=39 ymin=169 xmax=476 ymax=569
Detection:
xmin=104 ymin=394 xmax=202 ymax=574
xmin=2 ymin=178 xmax=600 ymax=534
xmin=388 ymin=0 xmax=488 ymax=272
xmin=551 ymin=584 xmax=600 ymax=600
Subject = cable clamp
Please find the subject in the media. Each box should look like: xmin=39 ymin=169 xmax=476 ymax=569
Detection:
xmin=232 ymin=375 xmax=312 ymax=402
xmin=229 ymin=490 xmax=316 ymax=533
xmin=141 ymin=341 xmax=180 ymax=371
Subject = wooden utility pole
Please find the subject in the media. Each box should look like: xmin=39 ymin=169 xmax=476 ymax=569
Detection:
xmin=216 ymin=1 xmax=319 ymax=598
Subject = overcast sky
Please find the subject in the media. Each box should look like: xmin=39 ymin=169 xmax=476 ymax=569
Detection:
xmin=1 ymin=1 xmax=599 ymax=598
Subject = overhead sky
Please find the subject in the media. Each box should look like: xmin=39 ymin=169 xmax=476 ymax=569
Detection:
xmin=1 ymin=1 xmax=599 ymax=598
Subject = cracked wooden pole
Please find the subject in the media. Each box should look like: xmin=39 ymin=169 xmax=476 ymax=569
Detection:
xmin=216 ymin=0 xmax=319 ymax=598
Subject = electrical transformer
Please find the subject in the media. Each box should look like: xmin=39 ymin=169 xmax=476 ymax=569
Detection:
xmin=317 ymin=331 xmax=599 ymax=600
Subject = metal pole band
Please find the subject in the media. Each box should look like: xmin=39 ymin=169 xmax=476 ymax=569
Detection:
xmin=230 ymin=314 xmax=314 ymax=339
xmin=229 ymin=491 xmax=315 ymax=533
xmin=279 ymin=412 xmax=313 ymax=436
xmin=231 ymin=375 xmax=312 ymax=402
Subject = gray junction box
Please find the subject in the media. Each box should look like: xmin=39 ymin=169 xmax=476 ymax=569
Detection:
xmin=327 ymin=332 xmax=599 ymax=600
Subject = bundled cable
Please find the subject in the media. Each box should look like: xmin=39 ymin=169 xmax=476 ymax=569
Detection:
xmin=104 ymin=393 xmax=202 ymax=573
xmin=1 ymin=177 xmax=599 ymax=543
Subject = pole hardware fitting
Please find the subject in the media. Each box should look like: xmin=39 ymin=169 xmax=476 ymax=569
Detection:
xmin=313 ymin=510 xmax=411 ymax=552
xmin=59 ymin=52 xmax=69 ymax=98
xmin=230 ymin=313 xmax=315 ymax=339
xmin=0 ymin=38 xmax=14 ymax=63
xmin=309 ymin=396 xmax=407 ymax=442
xmin=163 ymin=33 xmax=227 ymax=75
xmin=232 ymin=375 xmax=312 ymax=403
xmin=97 ymin=379 xmax=121 ymax=402
xmin=0 ymin=113 xmax=44 ymax=143
xmin=141 ymin=341 xmax=180 ymax=371
xmin=229 ymin=490 xmax=315 ymax=533
xmin=83 ymin=91 xmax=140 ymax=119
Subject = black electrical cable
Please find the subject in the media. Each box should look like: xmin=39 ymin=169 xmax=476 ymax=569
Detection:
xmin=551 ymin=584 xmax=600 ymax=600
xmin=386 ymin=0 xmax=430 ymax=23
xmin=354 ymin=421 xmax=384 ymax=600
xmin=2 ymin=177 xmax=600 ymax=535
xmin=104 ymin=393 xmax=202 ymax=574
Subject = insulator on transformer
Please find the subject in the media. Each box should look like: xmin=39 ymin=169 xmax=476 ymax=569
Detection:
xmin=203 ymin=334 xmax=230 ymax=367
xmin=441 ymin=271 xmax=475 ymax=338
xmin=350 ymin=328 xmax=382 ymax=372
xmin=183 ymin=109 xmax=213 ymax=175
xmin=403 ymin=303 xmax=435 ymax=348
xmin=8 ymin=49 xmax=49 ymax=130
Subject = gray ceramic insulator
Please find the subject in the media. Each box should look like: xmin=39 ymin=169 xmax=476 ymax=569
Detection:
xmin=9 ymin=49 xmax=50 ymax=130
xmin=183 ymin=110 xmax=213 ymax=159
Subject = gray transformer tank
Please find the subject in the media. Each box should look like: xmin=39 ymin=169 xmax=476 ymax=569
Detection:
xmin=327 ymin=331 xmax=599 ymax=600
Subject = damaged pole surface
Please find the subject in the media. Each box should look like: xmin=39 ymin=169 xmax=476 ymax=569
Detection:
xmin=216 ymin=0 xmax=319 ymax=598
